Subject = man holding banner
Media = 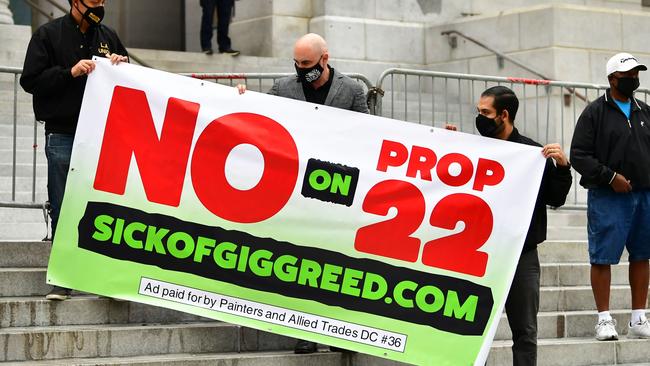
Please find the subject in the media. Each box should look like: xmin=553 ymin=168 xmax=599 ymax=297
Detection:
xmin=450 ymin=86 xmax=572 ymax=365
xmin=20 ymin=0 xmax=128 ymax=300
xmin=238 ymin=32 xmax=368 ymax=354
xmin=238 ymin=33 xmax=368 ymax=115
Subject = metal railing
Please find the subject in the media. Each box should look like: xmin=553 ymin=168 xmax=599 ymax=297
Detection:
xmin=0 ymin=66 xmax=47 ymax=212
xmin=374 ymin=68 xmax=650 ymax=207
xmin=441 ymin=30 xmax=550 ymax=80
xmin=184 ymin=72 xmax=377 ymax=114
xmin=6 ymin=63 xmax=642 ymax=209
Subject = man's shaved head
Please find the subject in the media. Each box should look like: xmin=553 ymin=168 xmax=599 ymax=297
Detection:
xmin=295 ymin=33 xmax=328 ymax=54
xmin=293 ymin=33 xmax=329 ymax=68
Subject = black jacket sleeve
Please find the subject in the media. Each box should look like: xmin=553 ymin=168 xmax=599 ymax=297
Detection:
xmin=570 ymin=107 xmax=615 ymax=186
xmin=540 ymin=159 xmax=572 ymax=208
xmin=20 ymin=30 xmax=74 ymax=97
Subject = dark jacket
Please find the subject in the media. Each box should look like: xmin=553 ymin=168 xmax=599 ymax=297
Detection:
xmin=508 ymin=128 xmax=573 ymax=253
xmin=20 ymin=14 xmax=127 ymax=135
xmin=570 ymin=89 xmax=650 ymax=189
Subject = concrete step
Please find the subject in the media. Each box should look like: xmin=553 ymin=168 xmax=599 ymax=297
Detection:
xmin=0 ymin=222 xmax=48 ymax=240
xmin=0 ymin=241 xmax=50 ymax=267
xmin=0 ymin=296 xmax=210 ymax=328
xmin=1 ymin=267 xmax=643 ymax=312
xmin=1 ymin=243 xmax=623 ymax=287
xmin=0 ymin=149 xmax=47 ymax=164
xmin=0 ymin=190 xmax=48 ymax=202
xmin=539 ymin=238 xmax=630 ymax=263
xmin=487 ymin=337 xmax=650 ymax=366
xmin=0 ymin=351 xmax=346 ymax=366
xmin=0 ymin=322 xmax=297 ymax=361
xmin=0 ymin=162 xmax=48 ymax=177
xmin=540 ymin=285 xmax=645 ymax=312
xmin=541 ymin=262 xmax=629 ymax=287
xmin=0 ymin=208 xmax=47 ymax=225
xmin=0 ymin=136 xmax=46 ymax=153
xmin=0 ymin=177 xmax=48 ymax=192
xmin=0 ymin=268 xmax=51 ymax=297
xmin=0 ymin=99 xmax=33 ymax=112
xmin=0 ymin=50 xmax=28 ymax=68
xmin=538 ymin=240 xmax=593 ymax=263
xmin=546 ymin=226 xmax=587 ymax=240
xmin=546 ymin=211 xmax=587 ymax=227
xmin=0 ymin=113 xmax=36 ymax=126
xmin=0 ymin=24 xmax=32 ymax=42
xmin=494 ymin=309 xmax=639 ymax=341
xmin=2 ymin=294 xmax=639 ymax=342
xmin=0 ymin=151 xmax=47 ymax=164
xmin=0 ymin=123 xmax=45 ymax=137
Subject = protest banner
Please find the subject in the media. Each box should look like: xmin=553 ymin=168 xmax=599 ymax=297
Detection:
xmin=47 ymin=58 xmax=546 ymax=365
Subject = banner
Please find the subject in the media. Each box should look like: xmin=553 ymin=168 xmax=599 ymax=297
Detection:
xmin=47 ymin=58 xmax=546 ymax=365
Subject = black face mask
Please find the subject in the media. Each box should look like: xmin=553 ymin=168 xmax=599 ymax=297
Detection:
xmin=295 ymin=56 xmax=324 ymax=83
xmin=75 ymin=0 xmax=105 ymax=26
xmin=615 ymin=77 xmax=640 ymax=99
xmin=475 ymin=113 xmax=505 ymax=138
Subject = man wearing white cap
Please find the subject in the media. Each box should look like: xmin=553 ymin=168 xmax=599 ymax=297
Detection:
xmin=571 ymin=53 xmax=650 ymax=341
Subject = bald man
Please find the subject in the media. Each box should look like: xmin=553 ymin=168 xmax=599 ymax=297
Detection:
xmin=239 ymin=34 xmax=365 ymax=354
xmin=240 ymin=33 xmax=368 ymax=114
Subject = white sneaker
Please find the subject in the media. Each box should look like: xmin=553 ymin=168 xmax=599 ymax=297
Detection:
xmin=628 ymin=319 xmax=650 ymax=339
xmin=595 ymin=319 xmax=618 ymax=341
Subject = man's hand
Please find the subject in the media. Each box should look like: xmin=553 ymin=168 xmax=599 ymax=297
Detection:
xmin=610 ymin=173 xmax=632 ymax=193
xmin=106 ymin=53 xmax=128 ymax=65
xmin=236 ymin=84 xmax=247 ymax=95
xmin=542 ymin=143 xmax=569 ymax=167
xmin=70 ymin=59 xmax=96 ymax=77
xmin=444 ymin=123 xmax=457 ymax=131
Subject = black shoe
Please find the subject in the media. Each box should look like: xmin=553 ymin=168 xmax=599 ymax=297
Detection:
xmin=329 ymin=345 xmax=356 ymax=354
xmin=219 ymin=48 xmax=240 ymax=56
xmin=202 ymin=48 xmax=213 ymax=55
xmin=45 ymin=286 xmax=71 ymax=301
xmin=294 ymin=340 xmax=317 ymax=354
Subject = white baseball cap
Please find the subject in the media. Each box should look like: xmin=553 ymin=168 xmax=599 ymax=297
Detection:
xmin=606 ymin=52 xmax=647 ymax=76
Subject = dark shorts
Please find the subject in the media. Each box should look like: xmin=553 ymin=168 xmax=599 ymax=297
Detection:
xmin=587 ymin=188 xmax=650 ymax=265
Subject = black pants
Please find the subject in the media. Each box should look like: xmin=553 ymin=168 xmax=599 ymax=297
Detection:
xmin=505 ymin=248 xmax=540 ymax=366
xmin=200 ymin=0 xmax=234 ymax=51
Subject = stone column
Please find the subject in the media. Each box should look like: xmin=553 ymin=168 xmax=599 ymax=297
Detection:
xmin=0 ymin=0 xmax=14 ymax=24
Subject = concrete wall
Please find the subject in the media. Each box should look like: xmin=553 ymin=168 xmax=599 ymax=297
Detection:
xmin=425 ymin=4 xmax=650 ymax=86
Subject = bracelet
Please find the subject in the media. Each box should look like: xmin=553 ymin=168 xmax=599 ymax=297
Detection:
xmin=608 ymin=172 xmax=617 ymax=185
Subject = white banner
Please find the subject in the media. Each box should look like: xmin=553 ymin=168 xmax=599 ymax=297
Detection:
xmin=48 ymin=58 xmax=546 ymax=366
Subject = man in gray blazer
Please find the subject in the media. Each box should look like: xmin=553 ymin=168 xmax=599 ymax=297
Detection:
xmin=239 ymin=33 xmax=368 ymax=114
xmin=238 ymin=33 xmax=366 ymax=354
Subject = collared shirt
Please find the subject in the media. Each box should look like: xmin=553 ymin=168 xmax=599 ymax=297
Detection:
xmin=614 ymin=98 xmax=631 ymax=119
xmin=20 ymin=14 xmax=128 ymax=135
xmin=571 ymin=89 xmax=650 ymax=189
xmin=301 ymin=66 xmax=334 ymax=105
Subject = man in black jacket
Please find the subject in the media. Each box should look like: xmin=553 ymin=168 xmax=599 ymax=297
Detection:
xmin=449 ymin=86 xmax=572 ymax=366
xmin=570 ymin=53 xmax=650 ymax=341
xmin=20 ymin=0 xmax=128 ymax=301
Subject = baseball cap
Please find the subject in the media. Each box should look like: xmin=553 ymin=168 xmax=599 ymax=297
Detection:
xmin=606 ymin=53 xmax=647 ymax=76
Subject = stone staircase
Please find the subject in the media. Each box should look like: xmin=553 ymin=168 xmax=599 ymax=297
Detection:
xmin=3 ymin=211 xmax=650 ymax=365
xmin=489 ymin=211 xmax=650 ymax=365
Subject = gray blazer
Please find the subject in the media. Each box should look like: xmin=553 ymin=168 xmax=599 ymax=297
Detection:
xmin=268 ymin=69 xmax=369 ymax=114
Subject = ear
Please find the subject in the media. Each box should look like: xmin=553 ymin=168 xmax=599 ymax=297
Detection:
xmin=322 ymin=51 xmax=329 ymax=65
xmin=501 ymin=109 xmax=510 ymax=124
